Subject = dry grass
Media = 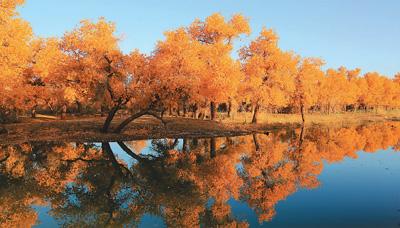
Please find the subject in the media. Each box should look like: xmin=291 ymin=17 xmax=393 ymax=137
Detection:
xmin=220 ymin=110 xmax=400 ymax=125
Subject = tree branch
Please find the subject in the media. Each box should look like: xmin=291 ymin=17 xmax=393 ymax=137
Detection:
xmin=0 ymin=154 xmax=10 ymax=163
xmin=117 ymin=142 xmax=146 ymax=162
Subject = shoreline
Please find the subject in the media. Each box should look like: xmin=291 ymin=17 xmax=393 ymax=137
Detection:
xmin=0 ymin=113 xmax=398 ymax=145
xmin=0 ymin=116 xmax=295 ymax=145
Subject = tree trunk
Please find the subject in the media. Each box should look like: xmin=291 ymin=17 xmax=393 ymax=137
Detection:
xmin=170 ymin=138 xmax=179 ymax=149
xmin=182 ymin=138 xmax=188 ymax=152
xmin=183 ymin=102 xmax=187 ymax=117
xmin=168 ymin=105 xmax=172 ymax=116
xmin=192 ymin=109 xmax=197 ymax=118
xmin=210 ymin=101 xmax=216 ymax=120
xmin=61 ymin=104 xmax=67 ymax=120
xmin=251 ymin=104 xmax=259 ymax=124
xmin=31 ymin=106 xmax=37 ymax=118
xmin=161 ymin=108 xmax=165 ymax=118
xmin=192 ymin=138 xmax=198 ymax=148
xmin=300 ymin=104 xmax=305 ymax=123
xmin=101 ymin=142 xmax=124 ymax=177
xmin=117 ymin=142 xmax=145 ymax=162
xmin=210 ymin=138 xmax=216 ymax=158
xmin=227 ymin=101 xmax=232 ymax=118
xmin=102 ymin=105 xmax=120 ymax=133
xmin=113 ymin=109 xmax=148 ymax=133
xmin=76 ymin=100 xmax=82 ymax=114
xmin=100 ymin=104 xmax=107 ymax=117
xmin=192 ymin=103 xmax=197 ymax=118
xmin=299 ymin=124 xmax=305 ymax=147
xmin=252 ymin=134 xmax=260 ymax=151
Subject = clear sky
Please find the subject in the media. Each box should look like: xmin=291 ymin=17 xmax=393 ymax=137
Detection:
xmin=19 ymin=0 xmax=400 ymax=76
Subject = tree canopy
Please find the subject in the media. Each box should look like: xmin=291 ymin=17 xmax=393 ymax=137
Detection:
xmin=1 ymin=3 xmax=400 ymax=126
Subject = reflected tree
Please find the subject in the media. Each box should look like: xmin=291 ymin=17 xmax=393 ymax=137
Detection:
xmin=1 ymin=121 xmax=400 ymax=227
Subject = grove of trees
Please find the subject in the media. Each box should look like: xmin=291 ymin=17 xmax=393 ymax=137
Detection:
xmin=2 ymin=0 xmax=400 ymax=128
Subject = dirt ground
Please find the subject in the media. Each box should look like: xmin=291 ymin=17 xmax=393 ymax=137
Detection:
xmin=0 ymin=116 xmax=298 ymax=145
xmin=2 ymin=111 xmax=398 ymax=145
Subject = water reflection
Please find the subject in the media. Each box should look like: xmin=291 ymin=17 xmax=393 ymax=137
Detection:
xmin=1 ymin=122 xmax=400 ymax=227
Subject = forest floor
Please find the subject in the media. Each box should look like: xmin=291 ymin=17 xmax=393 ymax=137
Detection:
xmin=1 ymin=112 xmax=398 ymax=145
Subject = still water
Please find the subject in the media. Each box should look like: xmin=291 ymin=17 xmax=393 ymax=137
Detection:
xmin=1 ymin=122 xmax=399 ymax=227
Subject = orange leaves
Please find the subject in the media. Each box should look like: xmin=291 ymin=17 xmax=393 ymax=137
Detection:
xmin=0 ymin=0 xmax=25 ymax=21
xmin=189 ymin=13 xmax=250 ymax=45
xmin=230 ymin=14 xmax=251 ymax=36
xmin=0 ymin=0 xmax=32 ymax=112
xmin=189 ymin=14 xmax=249 ymax=103
xmin=152 ymin=28 xmax=202 ymax=100
xmin=151 ymin=13 xmax=248 ymax=108
xmin=1 ymin=4 xmax=400 ymax=123
xmin=62 ymin=18 xmax=118 ymax=56
xmin=294 ymin=57 xmax=324 ymax=109
xmin=30 ymin=38 xmax=63 ymax=81
xmin=240 ymin=28 xmax=298 ymax=109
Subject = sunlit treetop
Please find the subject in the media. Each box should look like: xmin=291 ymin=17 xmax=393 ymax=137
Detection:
xmin=189 ymin=13 xmax=250 ymax=45
xmin=0 ymin=0 xmax=25 ymax=20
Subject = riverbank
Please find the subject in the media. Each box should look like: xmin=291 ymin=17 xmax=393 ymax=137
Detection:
xmin=0 ymin=116 xmax=295 ymax=145
xmin=1 ymin=112 xmax=398 ymax=145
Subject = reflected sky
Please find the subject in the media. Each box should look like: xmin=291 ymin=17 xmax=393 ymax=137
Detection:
xmin=0 ymin=122 xmax=399 ymax=227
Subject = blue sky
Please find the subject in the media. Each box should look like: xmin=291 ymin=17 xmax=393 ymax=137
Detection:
xmin=19 ymin=0 xmax=400 ymax=76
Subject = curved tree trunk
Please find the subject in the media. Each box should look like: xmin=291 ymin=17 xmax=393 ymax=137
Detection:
xmin=101 ymin=142 xmax=124 ymax=177
xmin=251 ymin=104 xmax=259 ymax=124
xmin=113 ymin=109 xmax=148 ymax=133
xmin=102 ymin=105 xmax=120 ymax=133
xmin=117 ymin=142 xmax=145 ymax=162
xmin=113 ymin=110 xmax=165 ymax=133
xmin=168 ymin=138 xmax=179 ymax=149
xmin=148 ymin=111 xmax=166 ymax=125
